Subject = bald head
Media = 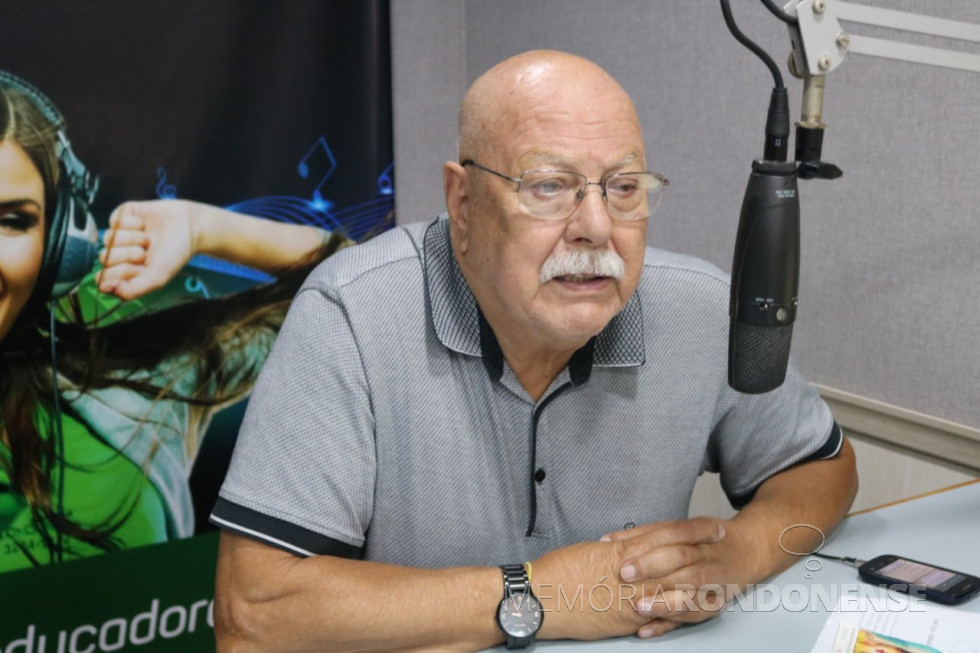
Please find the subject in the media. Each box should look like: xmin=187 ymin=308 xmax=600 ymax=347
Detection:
xmin=457 ymin=50 xmax=641 ymax=163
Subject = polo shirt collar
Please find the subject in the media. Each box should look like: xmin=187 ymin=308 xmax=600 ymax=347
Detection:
xmin=422 ymin=215 xmax=645 ymax=381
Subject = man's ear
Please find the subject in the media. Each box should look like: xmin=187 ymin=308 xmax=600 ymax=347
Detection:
xmin=444 ymin=161 xmax=470 ymax=254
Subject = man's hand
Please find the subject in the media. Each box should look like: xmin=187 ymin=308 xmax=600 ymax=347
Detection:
xmin=530 ymin=539 xmax=651 ymax=641
xmin=596 ymin=438 xmax=858 ymax=639
xmin=528 ymin=518 xmax=733 ymax=640
xmin=598 ymin=517 xmax=742 ymax=638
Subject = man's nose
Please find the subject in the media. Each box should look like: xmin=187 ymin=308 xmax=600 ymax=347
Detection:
xmin=566 ymin=182 xmax=613 ymax=244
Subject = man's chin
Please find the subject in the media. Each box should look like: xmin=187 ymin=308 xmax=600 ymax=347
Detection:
xmin=542 ymin=308 xmax=621 ymax=346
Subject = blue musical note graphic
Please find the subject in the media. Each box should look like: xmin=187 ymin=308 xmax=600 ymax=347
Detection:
xmin=155 ymin=167 xmax=178 ymax=199
xmin=137 ymin=142 xmax=394 ymax=304
xmin=230 ymin=141 xmax=394 ymax=240
xmin=297 ymin=136 xmax=337 ymax=212
xmin=377 ymin=163 xmax=394 ymax=195
xmin=184 ymin=276 xmax=211 ymax=299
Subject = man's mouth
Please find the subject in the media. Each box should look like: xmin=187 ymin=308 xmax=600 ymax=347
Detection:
xmin=554 ymin=274 xmax=608 ymax=283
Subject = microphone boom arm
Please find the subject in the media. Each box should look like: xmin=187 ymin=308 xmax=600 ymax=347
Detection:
xmin=785 ymin=0 xmax=980 ymax=76
xmin=783 ymin=0 xmax=980 ymax=178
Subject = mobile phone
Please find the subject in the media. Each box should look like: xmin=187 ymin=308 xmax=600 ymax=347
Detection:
xmin=858 ymin=554 xmax=980 ymax=605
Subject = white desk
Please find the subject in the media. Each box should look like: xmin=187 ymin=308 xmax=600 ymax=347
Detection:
xmin=533 ymin=481 xmax=980 ymax=652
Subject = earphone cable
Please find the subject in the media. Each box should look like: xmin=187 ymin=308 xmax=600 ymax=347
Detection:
xmin=49 ymin=305 xmax=66 ymax=563
xmin=810 ymin=551 xmax=866 ymax=569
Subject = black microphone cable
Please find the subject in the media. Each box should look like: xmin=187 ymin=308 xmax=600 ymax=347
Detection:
xmin=759 ymin=0 xmax=798 ymax=25
xmin=720 ymin=0 xmax=791 ymax=162
xmin=721 ymin=0 xmax=785 ymax=91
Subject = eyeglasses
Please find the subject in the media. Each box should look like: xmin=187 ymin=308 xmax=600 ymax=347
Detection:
xmin=461 ymin=159 xmax=668 ymax=222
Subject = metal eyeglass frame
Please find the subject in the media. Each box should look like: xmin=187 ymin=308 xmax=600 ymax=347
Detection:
xmin=460 ymin=159 xmax=669 ymax=221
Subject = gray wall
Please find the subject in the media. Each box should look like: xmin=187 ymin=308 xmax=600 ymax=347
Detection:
xmin=391 ymin=0 xmax=980 ymax=429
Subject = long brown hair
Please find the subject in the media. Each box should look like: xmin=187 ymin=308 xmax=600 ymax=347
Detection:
xmin=0 ymin=78 xmax=349 ymax=563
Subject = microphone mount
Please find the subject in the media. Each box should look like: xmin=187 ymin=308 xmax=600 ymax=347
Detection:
xmin=783 ymin=0 xmax=980 ymax=177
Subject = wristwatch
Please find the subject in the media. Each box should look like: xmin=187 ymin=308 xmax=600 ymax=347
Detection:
xmin=495 ymin=563 xmax=543 ymax=649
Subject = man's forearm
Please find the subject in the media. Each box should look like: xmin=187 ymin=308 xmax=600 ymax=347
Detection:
xmin=730 ymin=437 xmax=859 ymax=584
xmin=215 ymin=532 xmax=504 ymax=653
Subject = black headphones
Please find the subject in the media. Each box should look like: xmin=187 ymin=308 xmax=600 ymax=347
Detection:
xmin=1 ymin=72 xmax=103 ymax=560
xmin=1 ymin=70 xmax=99 ymax=302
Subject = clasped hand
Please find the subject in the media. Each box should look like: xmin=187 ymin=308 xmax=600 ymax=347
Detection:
xmin=534 ymin=516 xmax=755 ymax=640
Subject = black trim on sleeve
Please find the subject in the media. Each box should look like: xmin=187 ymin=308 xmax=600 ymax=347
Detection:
xmin=727 ymin=421 xmax=844 ymax=509
xmin=797 ymin=421 xmax=843 ymax=464
xmin=210 ymin=497 xmax=363 ymax=559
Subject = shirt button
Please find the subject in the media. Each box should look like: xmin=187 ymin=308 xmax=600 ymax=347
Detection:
xmin=534 ymin=468 xmax=546 ymax=483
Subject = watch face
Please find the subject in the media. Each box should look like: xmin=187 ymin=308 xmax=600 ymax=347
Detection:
xmin=498 ymin=592 xmax=542 ymax=637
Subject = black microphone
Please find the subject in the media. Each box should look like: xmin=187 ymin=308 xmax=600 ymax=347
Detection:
xmin=728 ymin=88 xmax=800 ymax=394
xmin=728 ymin=160 xmax=799 ymax=394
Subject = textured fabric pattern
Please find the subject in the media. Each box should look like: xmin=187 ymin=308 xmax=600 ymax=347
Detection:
xmin=213 ymin=214 xmax=837 ymax=567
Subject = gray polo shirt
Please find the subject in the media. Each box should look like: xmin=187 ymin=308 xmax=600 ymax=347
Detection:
xmin=212 ymin=214 xmax=840 ymax=567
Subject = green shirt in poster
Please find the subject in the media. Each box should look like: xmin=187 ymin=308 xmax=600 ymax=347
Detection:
xmin=0 ymin=409 xmax=167 ymax=572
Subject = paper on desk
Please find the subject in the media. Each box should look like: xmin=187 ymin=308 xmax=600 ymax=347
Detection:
xmin=810 ymin=593 xmax=980 ymax=653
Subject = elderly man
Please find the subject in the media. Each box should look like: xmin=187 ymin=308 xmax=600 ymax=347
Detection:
xmin=211 ymin=50 xmax=857 ymax=650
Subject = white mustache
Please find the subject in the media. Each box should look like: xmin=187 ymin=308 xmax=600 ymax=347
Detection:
xmin=539 ymin=249 xmax=626 ymax=284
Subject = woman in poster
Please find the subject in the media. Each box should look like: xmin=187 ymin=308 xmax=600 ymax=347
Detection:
xmin=0 ymin=72 xmax=347 ymax=571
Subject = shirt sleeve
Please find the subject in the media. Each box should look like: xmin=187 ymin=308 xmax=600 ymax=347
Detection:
xmin=210 ymin=284 xmax=375 ymax=558
xmin=705 ymin=360 xmax=843 ymax=509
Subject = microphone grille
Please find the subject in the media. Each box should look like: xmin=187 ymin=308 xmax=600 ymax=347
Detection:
xmin=729 ymin=322 xmax=794 ymax=394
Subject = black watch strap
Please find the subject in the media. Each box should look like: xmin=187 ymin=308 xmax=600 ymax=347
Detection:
xmin=501 ymin=563 xmax=530 ymax=596
xmin=497 ymin=564 xmax=540 ymax=649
